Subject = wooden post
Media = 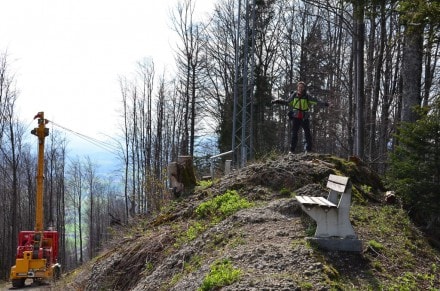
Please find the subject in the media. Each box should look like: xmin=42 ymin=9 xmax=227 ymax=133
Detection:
xmin=225 ymin=160 xmax=232 ymax=175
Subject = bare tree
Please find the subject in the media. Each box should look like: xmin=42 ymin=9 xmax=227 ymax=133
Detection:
xmin=119 ymin=59 xmax=176 ymax=216
xmin=84 ymin=156 xmax=97 ymax=259
xmin=0 ymin=51 xmax=14 ymax=140
xmin=3 ymin=106 xmax=23 ymax=282
xmin=66 ymin=157 xmax=84 ymax=266
xmin=203 ymin=0 xmax=239 ymax=153
xmin=135 ymin=59 xmax=155 ymax=213
xmin=171 ymin=0 xmax=206 ymax=156
xmin=45 ymin=129 xmax=67 ymax=265
xmin=0 ymin=51 xmax=20 ymax=279
xmin=119 ymin=76 xmax=131 ymax=221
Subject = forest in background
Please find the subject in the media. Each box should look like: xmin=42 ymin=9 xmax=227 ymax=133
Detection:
xmin=1 ymin=0 xmax=439 ymax=280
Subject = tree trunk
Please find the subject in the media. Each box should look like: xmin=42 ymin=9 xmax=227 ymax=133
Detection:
xmin=168 ymin=156 xmax=197 ymax=198
xmin=401 ymin=24 xmax=423 ymax=122
xmin=353 ymin=1 xmax=365 ymax=159
xmin=9 ymin=118 xmax=19 ymax=283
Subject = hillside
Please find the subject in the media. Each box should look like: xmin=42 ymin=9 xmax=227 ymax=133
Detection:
xmin=59 ymin=153 xmax=439 ymax=290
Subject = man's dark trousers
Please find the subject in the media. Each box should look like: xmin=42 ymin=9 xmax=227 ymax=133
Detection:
xmin=290 ymin=117 xmax=312 ymax=152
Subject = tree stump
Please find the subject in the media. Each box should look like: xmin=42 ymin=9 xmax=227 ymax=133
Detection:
xmin=167 ymin=156 xmax=197 ymax=198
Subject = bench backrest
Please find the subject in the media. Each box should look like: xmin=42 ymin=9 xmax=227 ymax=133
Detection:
xmin=326 ymin=174 xmax=351 ymax=206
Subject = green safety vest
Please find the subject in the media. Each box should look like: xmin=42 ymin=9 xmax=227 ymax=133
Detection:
xmin=289 ymin=94 xmax=317 ymax=111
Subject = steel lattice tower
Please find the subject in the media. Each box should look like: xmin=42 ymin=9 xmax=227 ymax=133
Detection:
xmin=232 ymin=0 xmax=256 ymax=168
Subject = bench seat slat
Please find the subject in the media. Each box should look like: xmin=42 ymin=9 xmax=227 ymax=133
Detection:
xmin=296 ymin=195 xmax=315 ymax=205
xmin=296 ymin=195 xmax=337 ymax=208
xmin=311 ymin=196 xmax=337 ymax=207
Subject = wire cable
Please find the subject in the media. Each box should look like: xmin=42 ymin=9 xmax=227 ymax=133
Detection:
xmin=49 ymin=120 xmax=120 ymax=155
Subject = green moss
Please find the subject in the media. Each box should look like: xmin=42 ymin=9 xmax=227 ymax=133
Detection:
xmin=162 ymin=254 xmax=205 ymax=289
xmin=174 ymin=221 xmax=207 ymax=248
xmin=371 ymin=260 xmax=383 ymax=271
xmin=195 ymin=190 xmax=254 ymax=221
xmin=167 ymin=273 xmax=183 ymax=289
xmin=322 ymin=155 xmax=384 ymax=202
xmin=299 ymin=281 xmax=313 ymax=289
xmin=198 ymin=259 xmax=242 ymax=291
xmin=143 ymin=261 xmax=154 ymax=274
xmin=228 ymin=231 xmax=246 ymax=248
xmin=279 ymin=187 xmax=292 ymax=197
xmin=184 ymin=255 xmax=202 ymax=273
xmin=197 ymin=180 xmax=213 ymax=189
xmin=322 ymin=156 xmax=356 ymax=175
xmin=186 ymin=222 xmax=206 ymax=241
xmin=367 ymin=240 xmax=384 ymax=252
xmin=352 ymin=204 xmax=440 ymax=288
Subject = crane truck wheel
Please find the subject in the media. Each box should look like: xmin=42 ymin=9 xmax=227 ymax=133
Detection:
xmin=12 ymin=278 xmax=25 ymax=288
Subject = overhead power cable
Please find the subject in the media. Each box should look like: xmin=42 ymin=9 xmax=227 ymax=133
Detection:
xmin=49 ymin=120 xmax=119 ymax=155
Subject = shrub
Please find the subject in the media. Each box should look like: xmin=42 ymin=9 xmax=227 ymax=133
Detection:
xmin=386 ymin=100 xmax=440 ymax=231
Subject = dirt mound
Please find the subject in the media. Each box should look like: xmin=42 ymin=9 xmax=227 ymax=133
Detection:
xmin=61 ymin=153 xmax=439 ymax=290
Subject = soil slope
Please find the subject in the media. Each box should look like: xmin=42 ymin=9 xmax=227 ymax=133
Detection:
xmin=59 ymin=153 xmax=440 ymax=290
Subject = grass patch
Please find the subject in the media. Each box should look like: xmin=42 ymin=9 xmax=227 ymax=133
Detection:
xmin=323 ymin=264 xmax=339 ymax=280
xmin=184 ymin=255 xmax=203 ymax=273
xmin=298 ymin=281 xmax=313 ymax=290
xmin=279 ymin=187 xmax=292 ymax=197
xmin=185 ymin=222 xmax=206 ymax=241
xmin=352 ymin=204 xmax=439 ymax=288
xmin=228 ymin=233 xmax=246 ymax=248
xmin=367 ymin=240 xmax=384 ymax=252
xmin=174 ymin=221 xmax=207 ymax=248
xmin=195 ymin=190 xmax=254 ymax=221
xmin=197 ymin=180 xmax=213 ymax=189
xmin=291 ymin=238 xmax=306 ymax=249
xmin=199 ymin=259 xmax=242 ymax=291
xmin=305 ymin=223 xmax=316 ymax=237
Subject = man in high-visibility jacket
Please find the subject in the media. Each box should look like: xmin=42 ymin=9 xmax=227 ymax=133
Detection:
xmin=272 ymin=81 xmax=329 ymax=153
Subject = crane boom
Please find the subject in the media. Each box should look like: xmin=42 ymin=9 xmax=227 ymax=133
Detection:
xmin=31 ymin=112 xmax=49 ymax=232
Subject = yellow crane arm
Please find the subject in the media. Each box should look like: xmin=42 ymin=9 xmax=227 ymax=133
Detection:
xmin=31 ymin=112 xmax=49 ymax=232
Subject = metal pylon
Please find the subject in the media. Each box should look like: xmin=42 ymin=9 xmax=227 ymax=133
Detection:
xmin=232 ymin=0 xmax=255 ymax=168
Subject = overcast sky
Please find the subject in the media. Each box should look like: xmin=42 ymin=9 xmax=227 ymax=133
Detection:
xmin=1 ymin=0 xmax=213 ymax=165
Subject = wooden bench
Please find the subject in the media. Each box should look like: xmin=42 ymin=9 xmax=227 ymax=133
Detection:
xmin=296 ymin=174 xmax=356 ymax=239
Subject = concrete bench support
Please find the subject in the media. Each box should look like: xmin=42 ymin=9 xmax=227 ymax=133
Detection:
xmin=296 ymin=174 xmax=362 ymax=252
